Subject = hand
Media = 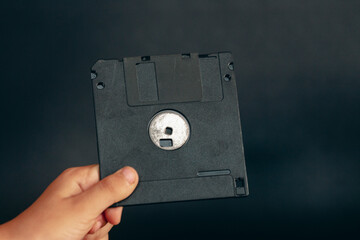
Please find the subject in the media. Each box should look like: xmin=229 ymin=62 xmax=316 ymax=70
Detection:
xmin=0 ymin=165 xmax=139 ymax=240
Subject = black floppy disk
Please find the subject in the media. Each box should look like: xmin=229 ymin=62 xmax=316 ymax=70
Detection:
xmin=91 ymin=52 xmax=249 ymax=206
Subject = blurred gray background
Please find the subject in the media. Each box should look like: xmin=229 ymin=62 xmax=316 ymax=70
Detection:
xmin=1 ymin=0 xmax=359 ymax=239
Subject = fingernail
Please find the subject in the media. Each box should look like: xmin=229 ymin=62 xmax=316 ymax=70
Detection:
xmin=120 ymin=167 xmax=136 ymax=184
xmin=93 ymin=221 xmax=102 ymax=232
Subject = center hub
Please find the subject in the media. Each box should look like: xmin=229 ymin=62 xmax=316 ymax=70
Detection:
xmin=148 ymin=110 xmax=190 ymax=150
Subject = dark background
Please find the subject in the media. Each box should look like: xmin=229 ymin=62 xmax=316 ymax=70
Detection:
xmin=1 ymin=0 xmax=359 ymax=239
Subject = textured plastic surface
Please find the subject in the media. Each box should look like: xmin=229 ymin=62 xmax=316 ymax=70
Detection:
xmin=91 ymin=52 xmax=248 ymax=206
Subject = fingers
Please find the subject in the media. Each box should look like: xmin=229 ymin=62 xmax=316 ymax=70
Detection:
xmin=75 ymin=166 xmax=138 ymax=217
xmin=88 ymin=214 xmax=107 ymax=234
xmin=104 ymin=207 xmax=123 ymax=225
xmin=88 ymin=206 xmax=123 ymax=234
xmin=84 ymin=223 xmax=112 ymax=240
xmin=98 ymin=236 xmax=109 ymax=240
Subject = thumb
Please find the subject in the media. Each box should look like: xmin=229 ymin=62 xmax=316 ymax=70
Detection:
xmin=75 ymin=166 xmax=138 ymax=217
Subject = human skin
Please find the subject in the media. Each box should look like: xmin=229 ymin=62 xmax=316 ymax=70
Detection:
xmin=0 ymin=165 xmax=139 ymax=240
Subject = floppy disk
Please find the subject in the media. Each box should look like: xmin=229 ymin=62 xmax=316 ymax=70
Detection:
xmin=91 ymin=52 xmax=248 ymax=206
